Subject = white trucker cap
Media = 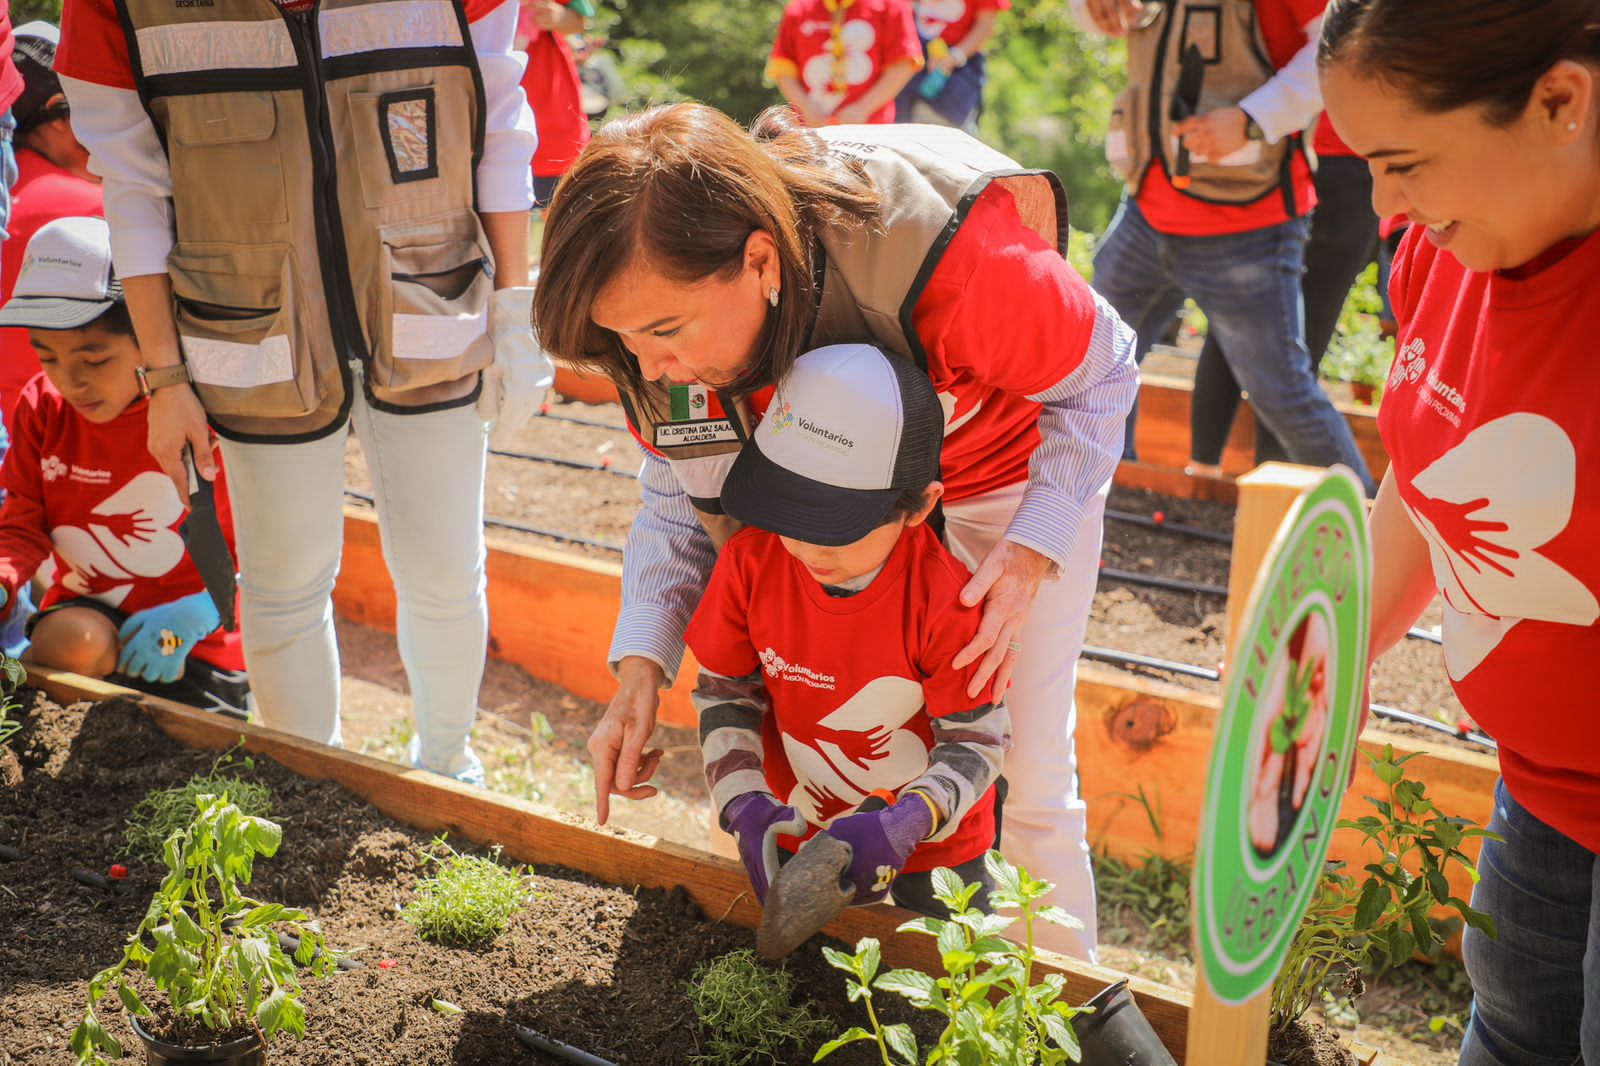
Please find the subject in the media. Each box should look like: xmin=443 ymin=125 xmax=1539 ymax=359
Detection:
xmin=721 ymin=343 xmax=943 ymax=547
xmin=0 ymin=216 xmax=123 ymax=330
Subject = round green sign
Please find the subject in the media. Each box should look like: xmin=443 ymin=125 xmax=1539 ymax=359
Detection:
xmin=1194 ymin=469 xmax=1371 ymax=1005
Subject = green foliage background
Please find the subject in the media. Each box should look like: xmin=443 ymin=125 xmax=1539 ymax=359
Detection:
xmin=598 ymin=0 xmax=1127 ymax=235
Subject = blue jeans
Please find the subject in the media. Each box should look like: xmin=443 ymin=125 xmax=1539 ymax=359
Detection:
xmin=1091 ymin=196 xmax=1375 ymax=493
xmin=1459 ymin=779 xmax=1600 ymax=1064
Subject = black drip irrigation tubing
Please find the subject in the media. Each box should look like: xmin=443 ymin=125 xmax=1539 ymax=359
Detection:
xmin=488 ymin=446 xmax=636 ymax=478
xmin=1100 ymin=565 xmax=1229 ymax=598
xmin=1078 ymin=645 xmax=1496 ymax=751
xmin=343 ymin=491 xmax=625 ymax=554
xmin=534 ymin=408 xmax=626 ymax=432
xmin=1104 ymin=507 xmax=1233 ymax=545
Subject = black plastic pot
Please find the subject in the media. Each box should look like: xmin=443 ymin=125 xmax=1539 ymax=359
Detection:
xmin=1075 ymin=979 xmax=1179 ymax=1066
xmin=130 ymin=1015 xmax=265 ymax=1066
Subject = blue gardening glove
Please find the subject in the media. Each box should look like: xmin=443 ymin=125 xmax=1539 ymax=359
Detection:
xmin=723 ymin=791 xmax=807 ymax=903
xmin=823 ymin=793 xmax=936 ymax=904
xmin=116 ymin=590 xmax=221 ymax=684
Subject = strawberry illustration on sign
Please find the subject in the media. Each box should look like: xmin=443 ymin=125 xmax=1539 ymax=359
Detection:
xmin=1402 ymin=413 xmax=1599 ymax=680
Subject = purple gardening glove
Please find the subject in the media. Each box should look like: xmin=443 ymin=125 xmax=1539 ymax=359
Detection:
xmin=824 ymin=794 xmax=936 ymax=905
xmin=723 ymin=791 xmax=807 ymax=903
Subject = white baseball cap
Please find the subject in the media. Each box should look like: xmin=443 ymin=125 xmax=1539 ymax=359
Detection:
xmin=721 ymin=343 xmax=943 ymax=546
xmin=0 ymin=216 xmax=124 ymax=330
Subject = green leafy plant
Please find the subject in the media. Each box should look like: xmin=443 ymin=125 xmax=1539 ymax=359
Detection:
xmin=0 ymin=655 xmax=27 ymax=749
xmin=401 ymin=837 xmax=534 ymax=946
xmin=71 ymin=794 xmax=332 ymax=1064
xmin=1094 ymin=785 xmax=1191 ymax=956
xmin=1269 ymin=659 xmax=1317 ymax=756
xmin=686 ymin=948 xmax=828 ymax=1065
xmin=124 ymin=748 xmax=273 ymax=862
xmin=1270 ymin=745 xmax=1498 ymax=1031
xmin=817 ymin=851 xmax=1086 ymax=1065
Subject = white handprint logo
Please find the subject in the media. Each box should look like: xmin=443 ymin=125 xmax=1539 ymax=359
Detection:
xmin=781 ymin=675 xmax=926 ymax=826
xmin=51 ymin=471 xmax=187 ymax=606
xmin=40 ymin=455 xmax=66 ymax=482
xmin=1389 ymin=338 xmax=1426 ymax=391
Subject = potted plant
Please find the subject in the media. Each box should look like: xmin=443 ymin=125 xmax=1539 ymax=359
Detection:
xmin=818 ymin=851 xmax=1174 ymax=1065
xmin=71 ymin=793 xmax=334 ymax=1066
xmin=1319 ymin=322 xmax=1394 ymax=407
xmin=1266 ymin=745 xmax=1498 ymax=1066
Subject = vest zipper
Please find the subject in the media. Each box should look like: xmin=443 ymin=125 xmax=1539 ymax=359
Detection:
xmin=283 ymin=5 xmax=372 ymax=371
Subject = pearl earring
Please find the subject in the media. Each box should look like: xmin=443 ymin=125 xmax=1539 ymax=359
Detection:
xmin=768 ymin=286 xmax=780 ymax=308
xmin=1570 ymin=121 xmax=1580 ymax=131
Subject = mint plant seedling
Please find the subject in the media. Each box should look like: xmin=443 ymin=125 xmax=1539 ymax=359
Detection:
xmin=71 ymin=794 xmax=333 ymax=1064
xmin=0 ymin=655 xmax=26 ymax=749
xmin=687 ymin=948 xmax=828 ymax=1066
xmin=402 ymin=837 xmax=534 ymax=946
xmin=818 ymin=851 xmax=1086 ymax=1065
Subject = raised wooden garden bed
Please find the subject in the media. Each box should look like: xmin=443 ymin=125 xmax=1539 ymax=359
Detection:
xmin=330 ymin=505 xmax=1496 ymax=932
xmin=6 ymin=670 xmax=1192 ymax=1062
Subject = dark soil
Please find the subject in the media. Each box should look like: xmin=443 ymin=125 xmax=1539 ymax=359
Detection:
xmin=0 ymin=694 xmax=937 ymax=1065
xmin=1269 ymin=1018 xmax=1359 ymax=1066
xmin=344 ymin=398 xmax=1470 ymax=742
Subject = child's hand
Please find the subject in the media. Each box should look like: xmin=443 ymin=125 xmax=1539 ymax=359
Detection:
xmin=116 ymin=591 xmax=222 ymax=684
xmin=824 ymin=793 xmax=935 ymax=904
xmin=724 ymin=791 xmax=806 ymax=903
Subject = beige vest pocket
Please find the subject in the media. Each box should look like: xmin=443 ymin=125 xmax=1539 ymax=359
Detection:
xmin=169 ymin=243 xmax=322 ymax=418
xmin=369 ymin=212 xmax=494 ymax=390
xmin=163 ymin=92 xmax=289 ymax=226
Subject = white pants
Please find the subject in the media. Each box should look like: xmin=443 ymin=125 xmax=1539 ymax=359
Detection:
xmin=944 ymin=478 xmax=1109 ymax=960
xmin=218 ymin=376 xmax=489 ymax=779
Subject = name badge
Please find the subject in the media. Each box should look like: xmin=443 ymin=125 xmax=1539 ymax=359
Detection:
xmin=654 ymin=420 xmax=741 ymax=447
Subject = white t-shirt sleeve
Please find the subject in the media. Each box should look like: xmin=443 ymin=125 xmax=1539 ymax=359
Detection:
xmin=59 ymin=74 xmax=176 ymax=279
xmin=1239 ymin=14 xmax=1325 ymax=145
xmin=469 ymin=0 xmax=538 ymax=213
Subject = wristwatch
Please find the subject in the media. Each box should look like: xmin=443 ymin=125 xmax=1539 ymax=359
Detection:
xmin=135 ymin=363 xmax=192 ymax=398
xmin=1243 ymin=110 xmax=1265 ymax=142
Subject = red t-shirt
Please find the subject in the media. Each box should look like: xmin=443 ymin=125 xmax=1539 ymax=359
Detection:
xmin=58 ymin=0 xmax=506 ymax=88
xmin=767 ymin=0 xmax=923 ymax=125
xmin=0 ymin=151 xmax=105 ymax=431
xmin=516 ymin=0 xmax=589 ymax=179
xmin=686 ymin=522 xmax=999 ymax=872
xmin=912 ymin=0 xmax=1008 ymax=46
xmin=0 ymin=375 xmax=244 ymax=671
xmin=1382 ymin=226 xmax=1600 ymax=852
xmin=0 ymin=6 xmax=20 ymax=115
xmin=1135 ymin=0 xmax=1321 ymax=237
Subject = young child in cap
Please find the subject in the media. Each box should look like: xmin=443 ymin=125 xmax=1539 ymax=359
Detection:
xmin=686 ymin=343 xmax=1010 ymax=916
xmin=0 ymin=216 xmax=248 ymax=715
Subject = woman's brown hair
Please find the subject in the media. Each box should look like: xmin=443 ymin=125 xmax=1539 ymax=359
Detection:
xmin=532 ymin=103 xmax=882 ymax=406
xmin=1320 ymin=0 xmax=1600 ymax=125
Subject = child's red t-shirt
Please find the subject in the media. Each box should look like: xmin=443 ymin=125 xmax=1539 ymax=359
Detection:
xmin=0 ymin=375 xmax=244 ymax=671
xmin=1382 ymin=226 xmax=1600 ymax=851
xmin=767 ymin=0 xmax=923 ymax=125
xmin=912 ymin=0 xmax=1008 ymax=47
xmin=686 ymin=521 xmax=998 ymax=873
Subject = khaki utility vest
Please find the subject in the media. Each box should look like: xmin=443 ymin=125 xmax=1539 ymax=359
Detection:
xmin=1105 ymin=0 xmax=1302 ymax=209
xmin=115 ymin=0 xmax=496 ymax=440
xmin=616 ymin=123 xmax=1067 ymax=549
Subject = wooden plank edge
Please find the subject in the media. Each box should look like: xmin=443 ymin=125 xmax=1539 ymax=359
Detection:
xmin=25 ymin=665 xmax=1193 ymax=1058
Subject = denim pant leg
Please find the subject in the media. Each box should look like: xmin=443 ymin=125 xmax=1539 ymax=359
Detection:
xmin=1173 ymin=219 xmax=1376 ymax=494
xmin=1459 ymin=779 xmax=1600 ymax=1065
xmin=1090 ymin=197 xmax=1187 ymax=461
